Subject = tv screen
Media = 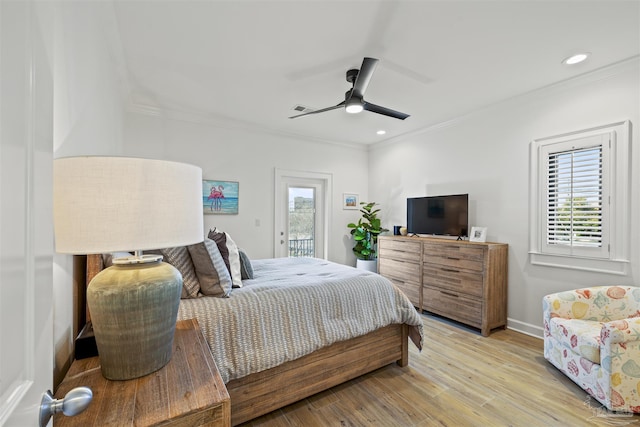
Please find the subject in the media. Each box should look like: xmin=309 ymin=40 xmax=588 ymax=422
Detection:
xmin=407 ymin=194 xmax=468 ymax=237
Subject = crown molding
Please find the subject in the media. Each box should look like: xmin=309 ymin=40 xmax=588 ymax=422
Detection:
xmin=125 ymin=100 xmax=368 ymax=152
xmin=370 ymin=55 xmax=640 ymax=151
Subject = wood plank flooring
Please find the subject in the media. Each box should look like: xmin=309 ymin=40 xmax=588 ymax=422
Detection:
xmin=239 ymin=313 xmax=639 ymax=427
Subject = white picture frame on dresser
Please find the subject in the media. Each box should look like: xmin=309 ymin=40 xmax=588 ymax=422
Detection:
xmin=470 ymin=227 xmax=487 ymax=242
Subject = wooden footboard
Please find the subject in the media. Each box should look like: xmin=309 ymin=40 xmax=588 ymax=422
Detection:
xmin=227 ymin=323 xmax=409 ymax=426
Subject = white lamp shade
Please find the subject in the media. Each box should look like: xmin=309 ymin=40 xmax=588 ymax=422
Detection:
xmin=53 ymin=156 xmax=204 ymax=254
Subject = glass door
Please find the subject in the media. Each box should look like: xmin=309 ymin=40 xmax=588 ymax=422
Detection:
xmin=288 ymin=186 xmax=316 ymax=257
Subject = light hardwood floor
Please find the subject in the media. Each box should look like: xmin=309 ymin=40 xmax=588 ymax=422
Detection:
xmin=239 ymin=313 xmax=639 ymax=427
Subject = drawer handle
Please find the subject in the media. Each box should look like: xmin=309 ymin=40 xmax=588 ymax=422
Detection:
xmin=441 ymin=291 xmax=459 ymax=298
xmin=441 ymin=268 xmax=459 ymax=273
xmin=446 ymin=257 xmax=460 ymax=261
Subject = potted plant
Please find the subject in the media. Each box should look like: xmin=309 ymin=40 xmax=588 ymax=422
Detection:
xmin=347 ymin=201 xmax=389 ymax=271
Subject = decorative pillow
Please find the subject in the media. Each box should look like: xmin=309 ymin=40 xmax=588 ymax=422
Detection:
xmin=208 ymin=229 xmax=231 ymax=274
xmin=187 ymin=239 xmax=232 ymax=297
xmin=158 ymin=246 xmax=200 ymax=298
xmin=224 ymin=233 xmax=243 ymax=288
xmin=239 ymin=249 xmax=254 ymax=280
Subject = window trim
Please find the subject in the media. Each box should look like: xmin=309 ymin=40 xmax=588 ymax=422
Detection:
xmin=529 ymin=120 xmax=631 ymax=275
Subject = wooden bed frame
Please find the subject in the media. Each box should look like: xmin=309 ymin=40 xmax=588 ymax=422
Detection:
xmin=83 ymin=254 xmax=414 ymax=426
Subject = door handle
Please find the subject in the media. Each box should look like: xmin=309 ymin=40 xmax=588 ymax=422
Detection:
xmin=39 ymin=386 xmax=93 ymax=427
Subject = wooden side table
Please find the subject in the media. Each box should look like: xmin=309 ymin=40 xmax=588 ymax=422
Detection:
xmin=54 ymin=319 xmax=230 ymax=426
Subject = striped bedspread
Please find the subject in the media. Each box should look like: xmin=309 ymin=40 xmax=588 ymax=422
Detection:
xmin=178 ymin=257 xmax=424 ymax=383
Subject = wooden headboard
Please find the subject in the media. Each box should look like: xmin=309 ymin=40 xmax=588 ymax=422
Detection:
xmin=73 ymin=254 xmax=104 ymax=332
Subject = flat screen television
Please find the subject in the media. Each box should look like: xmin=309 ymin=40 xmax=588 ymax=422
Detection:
xmin=407 ymin=194 xmax=468 ymax=238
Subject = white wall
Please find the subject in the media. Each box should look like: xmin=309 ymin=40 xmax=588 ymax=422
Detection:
xmin=51 ymin=1 xmax=126 ymax=385
xmin=122 ymin=112 xmax=370 ymax=266
xmin=369 ymin=59 xmax=640 ymax=336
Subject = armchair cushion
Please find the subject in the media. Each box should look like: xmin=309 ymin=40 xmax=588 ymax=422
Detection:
xmin=548 ymin=318 xmax=602 ymax=363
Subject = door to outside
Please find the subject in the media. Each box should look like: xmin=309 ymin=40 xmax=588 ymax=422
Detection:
xmin=288 ymin=186 xmax=317 ymax=257
xmin=274 ymin=169 xmax=331 ymax=259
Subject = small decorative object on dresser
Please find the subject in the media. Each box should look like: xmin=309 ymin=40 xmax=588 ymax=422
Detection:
xmin=469 ymin=226 xmax=487 ymax=242
xmin=378 ymin=235 xmax=508 ymax=336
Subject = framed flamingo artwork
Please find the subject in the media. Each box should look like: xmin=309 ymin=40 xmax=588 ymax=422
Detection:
xmin=203 ymin=180 xmax=239 ymax=214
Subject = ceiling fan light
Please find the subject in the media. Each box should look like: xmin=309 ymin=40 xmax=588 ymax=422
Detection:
xmin=345 ymin=103 xmax=363 ymax=114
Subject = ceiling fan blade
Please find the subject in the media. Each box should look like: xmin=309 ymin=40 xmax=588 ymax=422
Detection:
xmin=288 ymin=101 xmax=345 ymax=119
xmin=363 ymin=101 xmax=410 ymax=120
xmin=351 ymin=57 xmax=379 ymax=99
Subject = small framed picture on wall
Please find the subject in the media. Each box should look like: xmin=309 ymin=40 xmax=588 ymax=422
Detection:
xmin=343 ymin=193 xmax=359 ymax=210
xmin=203 ymin=179 xmax=239 ymax=214
xmin=469 ymin=226 xmax=487 ymax=242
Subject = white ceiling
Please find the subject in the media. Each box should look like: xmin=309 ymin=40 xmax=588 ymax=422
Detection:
xmin=112 ymin=0 xmax=640 ymax=146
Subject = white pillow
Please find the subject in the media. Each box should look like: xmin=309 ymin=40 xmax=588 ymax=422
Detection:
xmin=224 ymin=233 xmax=243 ymax=288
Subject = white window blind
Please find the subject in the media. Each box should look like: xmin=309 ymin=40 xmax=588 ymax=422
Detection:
xmin=547 ymin=145 xmax=602 ymax=248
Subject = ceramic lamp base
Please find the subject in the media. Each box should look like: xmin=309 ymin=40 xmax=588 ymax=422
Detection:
xmin=87 ymin=261 xmax=182 ymax=380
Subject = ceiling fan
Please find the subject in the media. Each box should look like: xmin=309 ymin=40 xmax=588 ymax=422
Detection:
xmin=289 ymin=57 xmax=410 ymax=120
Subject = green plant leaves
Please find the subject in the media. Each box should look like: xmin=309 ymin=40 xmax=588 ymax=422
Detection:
xmin=348 ymin=201 xmax=388 ymax=260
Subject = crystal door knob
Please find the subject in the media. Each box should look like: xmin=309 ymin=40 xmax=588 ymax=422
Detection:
xmin=39 ymin=386 xmax=92 ymax=427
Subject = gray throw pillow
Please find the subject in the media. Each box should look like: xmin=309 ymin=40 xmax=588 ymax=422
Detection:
xmin=208 ymin=228 xmax=231 ymax=274
xmin=239 ymin=249 xmax=254 ymax=280
xmin=187 ymin=239 xmax=232 ymax=297
xmin=159 ymin=246 xmax=200 ymax=298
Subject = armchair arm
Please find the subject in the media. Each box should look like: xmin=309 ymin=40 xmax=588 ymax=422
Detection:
xmin=601 ymin=318 xmax=640 ymax=345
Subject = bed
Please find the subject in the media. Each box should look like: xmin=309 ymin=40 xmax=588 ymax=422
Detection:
xmin=86 ymin=253 xmax=423 ymax=426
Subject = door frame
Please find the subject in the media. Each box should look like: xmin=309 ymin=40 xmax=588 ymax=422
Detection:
xmin=274 ymin=169 xmax=332 ymax=259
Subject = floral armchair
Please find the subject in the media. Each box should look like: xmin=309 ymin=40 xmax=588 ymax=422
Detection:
xmin=543 ymin=286 xmax=640 ymax=413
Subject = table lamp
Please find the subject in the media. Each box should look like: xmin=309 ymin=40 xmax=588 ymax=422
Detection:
xmin=53 ymin=156 xmax=203 ymax=380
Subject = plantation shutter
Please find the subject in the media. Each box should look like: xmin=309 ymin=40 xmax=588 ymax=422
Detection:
xmin=547 ymin=145 xmax=603 ymax=248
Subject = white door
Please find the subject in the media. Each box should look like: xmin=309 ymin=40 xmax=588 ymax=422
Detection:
xmin=274 ymin=169 xmax=332 ymax=259
xmin=0 ymin=1 xmax=54 ymax=425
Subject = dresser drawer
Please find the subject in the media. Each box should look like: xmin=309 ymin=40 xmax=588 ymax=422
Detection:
xmin=379 ymin=257 xmax=420 ymax=282
xmin=422 ymin=243 xmax=484 ymax=271
xmin=423 ymin=286 xmax=482 ymax=328
xmin=423 ymin=265 xmax=483 ymax=297
xmin=379 ymin=239 xmax=422 ymax=262
xmin=386 ymin=277 xmax=421 ymax=309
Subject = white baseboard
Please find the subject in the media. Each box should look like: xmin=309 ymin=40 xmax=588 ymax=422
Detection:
xmin=507 ymin=318 xmax=544 ymax=339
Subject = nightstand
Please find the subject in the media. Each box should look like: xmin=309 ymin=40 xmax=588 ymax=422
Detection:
xmin=54 ymin=319 xmax=230 ymax=426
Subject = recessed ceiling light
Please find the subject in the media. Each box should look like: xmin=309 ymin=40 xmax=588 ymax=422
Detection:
xmin=562 ymin=52 xmax=590 ymax=65
xmin=376 ymin=130 xmax=386 ymax=135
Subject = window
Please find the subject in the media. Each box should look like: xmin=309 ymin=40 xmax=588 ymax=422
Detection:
xmin=529 ymin=121 xmax=630 ymax=275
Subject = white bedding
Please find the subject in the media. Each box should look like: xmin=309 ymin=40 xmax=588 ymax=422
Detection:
xmin=177 ymin=257 xmax=423 ymax=383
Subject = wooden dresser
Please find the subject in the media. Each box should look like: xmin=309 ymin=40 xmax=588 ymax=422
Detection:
xmin=379 ymin=235 xmax=508 ymax=336
xmin=54 ymin=319 xmax=230 ymax=427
